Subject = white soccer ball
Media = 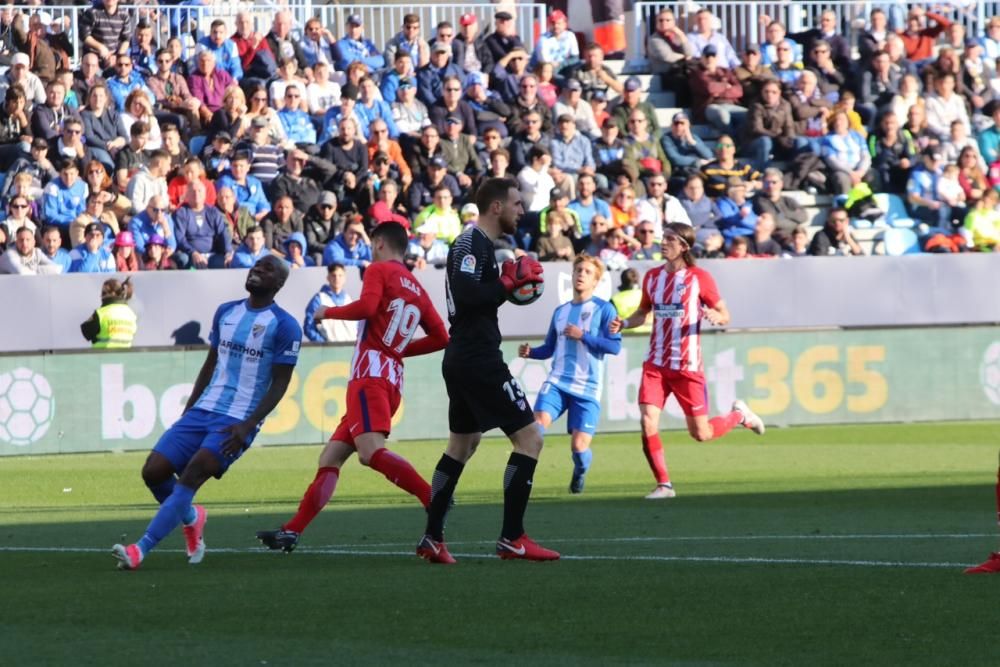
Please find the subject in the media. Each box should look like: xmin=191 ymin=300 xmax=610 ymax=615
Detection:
xmin=507 ymin=280 xmax=545 ymax=306
xmin=980 ymin=343 xmax=1000 ymax=406
xmin=0 ymin=367 xmax=55 ymax=446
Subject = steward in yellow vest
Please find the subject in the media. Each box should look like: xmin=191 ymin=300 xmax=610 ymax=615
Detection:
xmin=80 ymin=278 xmax=137 ymax=348
xmin=610 ymin=267 xmax=651 ymax=334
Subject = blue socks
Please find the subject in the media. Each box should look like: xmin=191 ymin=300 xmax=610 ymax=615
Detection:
xmin=137 ymin=483 xmax=196 ymax=555
xmin=572 ymin=449 xmax=593 ymax=477
xmin=147 ymin=476 xmax=197 ymax=524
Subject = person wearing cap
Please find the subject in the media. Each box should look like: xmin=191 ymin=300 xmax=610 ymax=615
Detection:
xmin=1 ymin=137 xmax=55 ymax=202
xmin=303 ymin=262 xmax=357 ymax=342
xmin=531 ymin=10 xmax=579 ymax=71
xmin=686 ymin=8 xmax=740 ymax=69
xmin=80 ymin=0 xmax=132 ymax=67
xmin=551 ymin=111 xmax=595 ymax=197
xmin=270 ymin=146 xmax=337 ymax=215
xmin=68 ymin=221 xmax=115 ymax=273
xmin=453 ymin=12 xmax=491 ymax=74
xmin=610 ymin=75 xmax=659 ymax=135
xmin=690 ymin=44 xmax=745 ymax=135
xmin=265 ymin=10 xmax=309 ymax=75
xmin=417 ymin=42 xmax=464 ymax=108
xmin=438 ymin=113 xmax=484 ymax=191
xmin=406 ymin=154 xmax=461 ymax=214
xmin=4 ymin=51 xmax=45 ymax=109
xmin=383 ymin=13 xmax=430 ymax=73
xmin=111 ymin=229 xmax=139 ymax=271
xmin=319 ymin=83 xmax=364 ymax=143
xmin=661 ymin=111 xmax=713 ymax=185
xmin=13 ymin=12 xmax=56 ymax=84
xmin=734 ymin=44 xmax=777 ymax=106
xmin=464 ymin=71 xmax=512 ymax=137
xmin=406 ymin=218 xmax=450 ymax=270
xmin=141 ymin=232 xmax=176 ymax=270
xmin=538 ymin=185 xmax=582 ymax=238
xmin=303 ymin=191 xmax=346 ymax=264
xmin=390 ymin=75 xmax=430 ymax=138
xmin=554 ymin=78 xmax=599 ymax=139
xmin=333 ymin=13 xmax=384 ymax=73
xmin=237 ymin=116 xmax=285 ymax=186
xmin=907 ymin=146 xmax=951 ymax=228
xmin=485 ymin=10 xmax=526 ymax=66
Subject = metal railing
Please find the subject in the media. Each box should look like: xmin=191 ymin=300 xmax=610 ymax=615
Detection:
xmin=630 ymin=1 xmax=999 ymax=65
xmin=16 ymin=2 xmax=546 ymax=68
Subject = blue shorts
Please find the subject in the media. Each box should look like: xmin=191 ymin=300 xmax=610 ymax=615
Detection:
xmin=152 ymin=408 xmax=259 ymax=478
xmin=533 ymin=382 xmax=601 ymax=435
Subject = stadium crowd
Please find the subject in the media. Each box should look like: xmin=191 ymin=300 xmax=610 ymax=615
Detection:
xmin=2 ymin=1 xmax=1000 ymax=277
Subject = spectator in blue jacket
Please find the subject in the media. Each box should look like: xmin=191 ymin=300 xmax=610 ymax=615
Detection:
xmin=714 ymin=177 xmax=759 ymax=242
xmin=356 ymin=77 xmax=401 ymax=139
xmin=216 ymin=151 xmax=271 ymax=221
xmin=661 ymin=111 xmax=714 ymax=190
xmin=381 ymin=51 xmax=414 ymax=105
xmin=106 ymin=54 xmax=154 ymax=111
xmin=303 ymin=262 xmax=357 ymax=342
xmin=43 ymin=159 xmax=88 ymax=231
xmin=40 ymin=224 xmax=72 ymax=273
xmin=197 ymin=20 xmax=244 ymax=81
xmin=322 ymin=215 xmax=372 ymax=267
xmin=68 ymin=222 xmax=115 ymax=273
xmin=231 ymin=225 xmax=271 ymax=268
xmin=129 ymin=194 xmax=177 ymax=256
xmin=173 ymin=180 xmax=232 ymax=269
xmin=277 ymin=86 xmax=318 ymax=145
xmin=283 ymin=231 xmax=315 ymax=269
xmin=333 ymin=15 xmax=385 ymax=72
xmin=417 ymin=43 xmax=465 ymax=107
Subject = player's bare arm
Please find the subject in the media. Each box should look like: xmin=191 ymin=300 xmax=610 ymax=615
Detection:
xmin=610 ymin=306 xmax=651 ymax=333
xmin=183 ymin=347 xmax=219 ymax=412
xmin=702 ymin=299 xmax=731 ymax=326
xmin=219 ymin=363 xmax=295 ymax=457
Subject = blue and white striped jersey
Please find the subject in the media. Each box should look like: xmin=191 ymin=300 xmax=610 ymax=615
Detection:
xmin=195 ymin=299 xmax=302 ymax=421
xmin=529 ymin=297 xmax=621 ymax=400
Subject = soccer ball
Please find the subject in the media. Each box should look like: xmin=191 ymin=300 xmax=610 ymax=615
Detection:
xmin=507 ymin=281 xmax=545 ymax=306
xmin=0 ymin=367 xmax=55 ymax=446
xmin=980 ymin=343 xmax=1000 ymax=406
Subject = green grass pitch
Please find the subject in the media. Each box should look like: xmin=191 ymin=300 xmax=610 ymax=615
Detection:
xmin=2 ymin=421 xmax=998 ymax=666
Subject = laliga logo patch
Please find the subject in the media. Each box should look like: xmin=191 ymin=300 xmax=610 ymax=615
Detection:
xmin=460 ymin=254 xmax=476 ymax=274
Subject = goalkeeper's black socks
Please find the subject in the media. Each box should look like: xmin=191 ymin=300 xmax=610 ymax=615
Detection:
xmin=501 ymin=452 xmax=537 ymax=540
xmin=425 ymin=454 xmax=464 ymax=541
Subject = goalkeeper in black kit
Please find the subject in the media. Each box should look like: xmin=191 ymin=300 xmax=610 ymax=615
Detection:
xmin=416 ymin=177 xmax=561 ymax=564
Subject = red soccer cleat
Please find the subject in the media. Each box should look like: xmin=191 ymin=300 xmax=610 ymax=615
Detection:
xmin=111 ymin=543 xmax=143 ymax=571
xmin=416 ymin=534 xmax=457 ymax=564
xmin=964 ymin=552 xmax=1000 ymax=574
xmin=496 ymin=534 xmax=560 ymax=561
xmin=183 ymin=505 xmax=207 ymax=564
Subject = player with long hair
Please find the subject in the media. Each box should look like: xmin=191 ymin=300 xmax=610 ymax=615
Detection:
xmin=609 ymin=222 xmax=765 ymax=499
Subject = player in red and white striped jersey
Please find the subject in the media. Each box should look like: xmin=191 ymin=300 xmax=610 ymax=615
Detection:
xmin=610 ymin=222 xmax=765 ymax=499
xmin=256 ymin=222 xmax=449 ymax=552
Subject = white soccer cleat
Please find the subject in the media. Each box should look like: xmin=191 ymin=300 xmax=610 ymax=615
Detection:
xmin=733 ymin=399 xmax=765 ymax=435
xmin=644 ymin=484 xmax=676 ymax=500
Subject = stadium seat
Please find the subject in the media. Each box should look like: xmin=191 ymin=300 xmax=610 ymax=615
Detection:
xmin=879 ymin=228 xmax=920 ymax=256
xmin=189 ymin=135 xmax=207 ymax=158
xmin=872 ymin=193 xmax=916 ymax=228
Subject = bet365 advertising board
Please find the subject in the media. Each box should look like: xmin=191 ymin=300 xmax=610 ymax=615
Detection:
xmin=1 ymin=326 xmax=999 ymax=456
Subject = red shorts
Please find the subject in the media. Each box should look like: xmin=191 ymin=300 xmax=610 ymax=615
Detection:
xmin=637 ymin=362 xmax=709 ymax=417
xmin=330 ymin=378 xmax=401 ymax=447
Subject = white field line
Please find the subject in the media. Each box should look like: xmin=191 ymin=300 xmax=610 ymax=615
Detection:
xmin=0 ymin=531 xmax=992 ymax=569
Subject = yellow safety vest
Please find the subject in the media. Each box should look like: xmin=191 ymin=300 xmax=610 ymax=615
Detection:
xmin=93 ymin=302 xmax=137 ymax=349
xmin=611 ymin=288 xmax=652 ymax=334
